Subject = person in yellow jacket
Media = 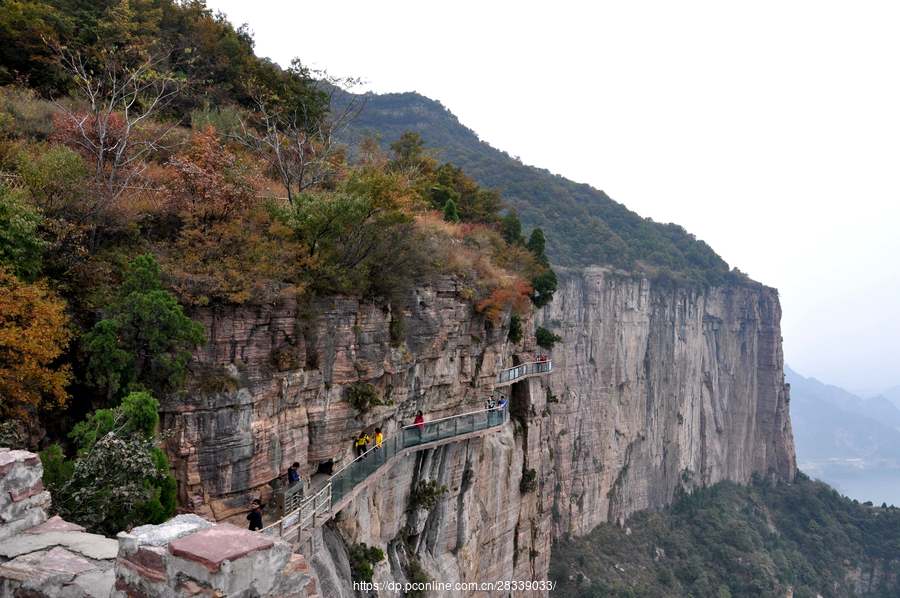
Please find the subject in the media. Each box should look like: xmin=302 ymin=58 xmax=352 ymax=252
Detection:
xmin=355 ymin=431 xmax=370 ymax=458
xmin=374 ymin=428 xmax=383 ymax=449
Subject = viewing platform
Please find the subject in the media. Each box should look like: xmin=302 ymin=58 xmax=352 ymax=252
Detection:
xmin=496 ymin=360 xmax=553 ymax=386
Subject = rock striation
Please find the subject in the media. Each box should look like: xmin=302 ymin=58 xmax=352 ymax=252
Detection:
xmin=160 ymin=268 xmax=796 ymax=595
xmin=538 ymin=267 xmax=796 ymax=534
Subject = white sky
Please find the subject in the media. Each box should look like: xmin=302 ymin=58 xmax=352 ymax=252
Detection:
xmin=207 ymin=0 xmax=900 ymax=393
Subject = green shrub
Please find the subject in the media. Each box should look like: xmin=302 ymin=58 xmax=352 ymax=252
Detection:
xmin=82 ymin=254 xmax=205 ymax=401
xmin=389 ymin=311 xmax=405 ymax=347
xmin=405 ymin=557 xmax=431 ymax=598
xmin=0 ymin=184 xmax=43 ymax=280
xmin=15 ymin=144 xmax=86 ymax=216
xmin=507 ymin=314 xmax=523 ymax=343
xmin=39 ymin=443 xmax=73 ymax=494
xmin=42 ymin=391 xmax=176 ymax=536
xmin=190 ymin=106 xmax=246 ymax=137
xmin=535 ymin=326 xmax=561 ymax=349
xmin=346 ymin=382 xmax=383 ymax=412
xmin=348 ymin=542 xmax=385 ymax=583
xmin=409 ymin=479 xmax=448 ymax=511
xmin=442 ymin=197 xmax=460 ymax=222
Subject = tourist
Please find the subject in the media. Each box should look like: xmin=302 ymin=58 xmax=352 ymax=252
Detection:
xmin=414 ymin=411 xmax=425 ymax=440
xmin=287 ymin=462 xmax=301 ymax=485
xmin=355 ymin=431 xmax=370 ymax=458
xmin=374 ymin=427 xmax=383 ymax=449
xmin=247 ymin=499 xmax=264 ymax=531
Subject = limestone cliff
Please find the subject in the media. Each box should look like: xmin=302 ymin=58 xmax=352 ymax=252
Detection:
xmin=537 ymin=267 xmax=796 ymax=536
xmin=160 ymin=267 xmax=795 ymax=596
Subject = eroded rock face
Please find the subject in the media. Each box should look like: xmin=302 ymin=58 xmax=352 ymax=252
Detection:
xmin=162 ymin=269 xmax=796 ymax=595
xmin=538 ymin=268 xmax=796 ymax=535
xmin=161 ymin=277 xmax=512 ymax=522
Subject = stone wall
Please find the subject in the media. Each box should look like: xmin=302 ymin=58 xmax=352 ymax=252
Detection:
xmin=0 ymin=448 xmax=320 ymax=598
xmin=113 ymin=514 xmax=316 ymax=597
xmin=0 ymin=448 xmax=118 ymax=597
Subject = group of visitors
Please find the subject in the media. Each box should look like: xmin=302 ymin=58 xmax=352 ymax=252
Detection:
xmin=250 ymin=400 xmax=514 ymax=530
xmin=486 ymin=396 xmax=508 ymax=410
xmin=354 ymin=427 xmax=384 ymax=457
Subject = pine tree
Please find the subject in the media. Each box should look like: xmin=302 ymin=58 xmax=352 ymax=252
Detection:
xmin=443 ymin=197 xmax=461 ymax=223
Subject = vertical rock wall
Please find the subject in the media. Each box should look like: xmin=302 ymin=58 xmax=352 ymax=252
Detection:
xmin=162 ymin=268 xmax=796 ymax=595
xmin=538 ymin=267 xmax=796 ymax=536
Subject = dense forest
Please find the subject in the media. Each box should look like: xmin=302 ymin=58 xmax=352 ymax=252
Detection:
xmin=550 ymin=475 xmax=900 ymax=597
xmin=0 ymin=0 xmax=556 ymax=535
xmin=336 ymin=91 xmax=753 ymax=287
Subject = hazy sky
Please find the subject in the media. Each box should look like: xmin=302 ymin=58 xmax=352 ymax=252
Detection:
xmin=207 ymin=0 xmax=900 ymax=393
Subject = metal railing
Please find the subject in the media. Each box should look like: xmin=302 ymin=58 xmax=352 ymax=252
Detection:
xmin=497 ymin=360 xmax=552 ymax=385
xmin=262 ymin=406 xmax=510 ymax=538
xmin=283 ymin=481 xmax=305 ymax=513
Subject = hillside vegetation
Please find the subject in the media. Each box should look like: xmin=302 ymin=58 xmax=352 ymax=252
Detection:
xmin=550 ymin=475 xmax=900 ymax=598
xmin=0 ymin=0 xmax=556 ymax=535
xmin=338 ymin=91 xmax=752 ymax=287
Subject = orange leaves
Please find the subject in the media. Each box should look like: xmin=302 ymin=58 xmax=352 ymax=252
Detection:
xmin=0 ymin=268 xmax=72 ymax=420
xmin=166 ymin=126 xmax=256 ymax=227
xmin=475 ymin=277 xmax=533 ymax=324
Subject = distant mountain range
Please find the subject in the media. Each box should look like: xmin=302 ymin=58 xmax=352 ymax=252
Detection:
xmin=787 ymin=366 xmax=900 ymax=505
xmin=336 ymin=90 xmax=746 ymax=287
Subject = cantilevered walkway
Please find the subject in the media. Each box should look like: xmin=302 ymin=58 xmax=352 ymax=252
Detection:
xmin=261 ymin=361 xmax=552 ymax=544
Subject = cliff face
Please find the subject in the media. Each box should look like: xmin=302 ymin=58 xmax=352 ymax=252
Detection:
xmin=161 ymin=268 xmax=795 ymax=595
xmin=537 ymin=268 xmax=796 ymax=536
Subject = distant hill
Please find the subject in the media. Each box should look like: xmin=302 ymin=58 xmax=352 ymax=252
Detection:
xmin=882 ymin=386 xmax=900 ymax=410
xmin=787 ymin=366 xmax=900 ymax=505
xmin=551 ymin=476 xmax=900 ymax=597
xmin=337 ymin=90 xmax=749 ymax=287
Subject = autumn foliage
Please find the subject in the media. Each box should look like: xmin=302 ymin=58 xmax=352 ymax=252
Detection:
xmin=475 ymin=278 xmax=534 ymax=324
xmin=167 ymin=127 xmax=256 ymax=227
xmin=0 ymin=267 xmax=72 ymax=419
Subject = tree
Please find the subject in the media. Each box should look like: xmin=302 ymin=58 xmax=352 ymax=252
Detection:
xmin=443 ymin=197 xmax=460 ymax=223
xmin=82 ymin=254 xmax=204 ymax=400
xmin=45 ymin=390 xmax=177 ymax=535
xmin=430 ymin=162 xmax=502 ymax=224
xmin=0 ymin=267 xmax=71 ymax=421
xmin=239 ymin=70 xmax=359 ymax=204
xmin=274 ymin=189 xmax=419 ymax=297
xmin=527 ymin=228 xmax=548 ymax=263
xmin=531 ymin=268 xmax=558 ymax=308
xmin=167 ymin=127 xmax=255 ymax=228
xmin=501 ymin=210 xmax=524 ymax=245
xmin=50 ymin=41 xmax=181 ymax=245
xmin=0 ymin=0 xmax=71 ymax=94
xmin=0 ymin=184 xmax=44 ymax=280
xmin=390 ymin=131 xmax=433 ymax=176
xmin=535 ymin=326 xmax=562 ymax=349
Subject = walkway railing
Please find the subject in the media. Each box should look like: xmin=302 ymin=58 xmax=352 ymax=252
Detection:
xmin=497 ymin=360 xmax=552 ymax=385
xmin=262 ymin=406 xmax=509 ymax=539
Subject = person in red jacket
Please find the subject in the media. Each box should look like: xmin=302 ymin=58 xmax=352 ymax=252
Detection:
xmin=414 ymin=410 xmax=425 ymax=440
